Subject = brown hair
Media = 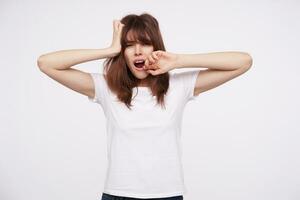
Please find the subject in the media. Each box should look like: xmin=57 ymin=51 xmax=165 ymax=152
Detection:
xmin=102 ymin=13 xmax=170 ymax=110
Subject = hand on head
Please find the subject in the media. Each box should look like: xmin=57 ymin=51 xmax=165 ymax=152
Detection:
xmin=110 ymin=19 xmax=125 ymax=54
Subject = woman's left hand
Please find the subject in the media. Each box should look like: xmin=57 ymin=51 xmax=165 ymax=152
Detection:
xmin=144 ymin=50 xmax=179 ymax=75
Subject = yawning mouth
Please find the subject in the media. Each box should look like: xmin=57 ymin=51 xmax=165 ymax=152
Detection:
xmin=134 ymin=60 xmax=145 ymax=68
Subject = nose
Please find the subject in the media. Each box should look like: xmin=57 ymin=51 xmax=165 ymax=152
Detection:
xmin=134 ymin=44 xmax=142 ymax=55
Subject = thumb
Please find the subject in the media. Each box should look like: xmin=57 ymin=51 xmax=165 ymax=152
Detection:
xmin=147 ymin=69 xmax=160 ymax=76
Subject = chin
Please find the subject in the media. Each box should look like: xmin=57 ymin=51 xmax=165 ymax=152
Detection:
xmin=129 ymin=67 xmax=149 ymax=79
xmin=134 ymin=72 xmax=149 ymax=79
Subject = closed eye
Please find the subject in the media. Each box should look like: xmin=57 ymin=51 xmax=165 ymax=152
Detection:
xmin=125 ymin=41 xmax=151 ymax=47
xmin=125 ymin=43 xmax=134 ymax=47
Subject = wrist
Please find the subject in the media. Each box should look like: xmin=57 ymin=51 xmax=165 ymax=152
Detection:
xmin=173 ymin=54 xmax=185 ymax=69
xmin=107 ymin=46 xmax=121 ymax=57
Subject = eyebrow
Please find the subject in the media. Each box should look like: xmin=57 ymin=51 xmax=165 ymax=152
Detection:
xmin=126 ymin=40 xmax=138 ymax=43
xmin=125 ymin=41 xmax=141 ymax=46
xmin=126 ymin=39 xmax=151 ymax=43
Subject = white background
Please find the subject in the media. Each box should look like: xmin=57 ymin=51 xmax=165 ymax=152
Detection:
xmin=1 ymin=0 xmax=299 ymax=200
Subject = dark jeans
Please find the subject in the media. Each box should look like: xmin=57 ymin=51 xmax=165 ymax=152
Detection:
xmin=101 ymin=193 xmax=184 ymax=200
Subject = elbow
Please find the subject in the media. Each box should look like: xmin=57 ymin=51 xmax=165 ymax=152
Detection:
xmin=37 ymin=55 xmax=46 ymax=70
xmin=241 ymin=52 xmax=253 ymax=70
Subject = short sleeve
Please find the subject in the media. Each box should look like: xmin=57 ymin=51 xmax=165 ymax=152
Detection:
xmin=87 ymin=73 xmax=105 ymax=105
xmin=173 ymin=70 xmax=200 ymax=102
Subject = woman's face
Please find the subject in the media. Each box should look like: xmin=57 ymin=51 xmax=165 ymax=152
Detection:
xmin=124 ymin=32 xmax=154 ymax=81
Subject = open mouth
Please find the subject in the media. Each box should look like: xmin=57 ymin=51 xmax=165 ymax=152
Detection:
xmin=134 ymin=60 xmax=145 ymax=69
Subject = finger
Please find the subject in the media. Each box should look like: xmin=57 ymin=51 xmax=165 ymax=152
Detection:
xmin=119 ymin=22 xmax=125 ymax=28
xmin=145 ymin=60 xmax=158 ymax=70
xmin=156 ymin=50 xmax=164 ymax=57
xmin=117 ymin=24 xmax=124 ymax=35
xmin=147 ymin=69 xmax=161 ymax=76
xmin=113 ymin=20 xmax=118 ymax=30
xmin=144 ymin=59 xmax=152 ymax=68
xmin=144 ymin=59 xmax=149 ymax=69
xmin=152 ymin=52 xmax=159 ymax=60
xmin=147 ymin=69 xmax=156 ymax=75
xmin=115 ymin=20 xmax=123 ymax=31
xmin=118 ymin=24 xmax=123 ymax=31
xmin=148 ymin=55 xmax=156 ymax=64
xmin=117 ymin=21 xmax=123 ymax=29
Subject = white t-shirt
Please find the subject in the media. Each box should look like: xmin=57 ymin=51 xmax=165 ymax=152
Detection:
xmin=88 ymin=70 xmax=200 ymax=199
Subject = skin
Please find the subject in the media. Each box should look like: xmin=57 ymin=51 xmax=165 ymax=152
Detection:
xmin=118 ymin=21 xmax=253 ymax=95
xmin=144 ymin=50 xmax=253 ymax=96
xmin=123 ymin=31 xmax=154 ymax=86
xmin=37 ymin=19 xmax=253 ymax=100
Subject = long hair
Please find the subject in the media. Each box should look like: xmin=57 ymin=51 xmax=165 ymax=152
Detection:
xmin=103 ymin=13 xmax=169 ymax=110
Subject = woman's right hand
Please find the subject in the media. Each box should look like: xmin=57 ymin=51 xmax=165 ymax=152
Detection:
xmin=109 ymin=19 xmax=125 ymax=55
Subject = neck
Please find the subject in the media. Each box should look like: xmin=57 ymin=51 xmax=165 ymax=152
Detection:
xmin=138 ymin=79 xmax=149 ymax=87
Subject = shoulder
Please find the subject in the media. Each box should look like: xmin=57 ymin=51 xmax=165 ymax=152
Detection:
xmin=90 ymin=72 xmax=106 ymax=82
xmin=170 ymin=70 xmax=200 ymax=84
xmin=88 ymin=73 xmax=109 ymax=91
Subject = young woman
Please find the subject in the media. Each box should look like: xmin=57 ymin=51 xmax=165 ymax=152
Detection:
xmin=37 ymin=13 xmax=252 ymax=200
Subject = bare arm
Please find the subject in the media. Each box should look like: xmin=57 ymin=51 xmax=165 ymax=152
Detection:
xmin=37 ymin=48 xmax=120 ymax=98
xmin=144 ymin=50 xmax=253 ymax=96
xmin=37 ymin=48 xmax=119 ymax=70
xmin=174 ymin=51 xmax=252 ymax=70
xmin=37 ymin=20 xmax=124 ymax=99
xmin=174 ymin=51 xmax=253 ymax=95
